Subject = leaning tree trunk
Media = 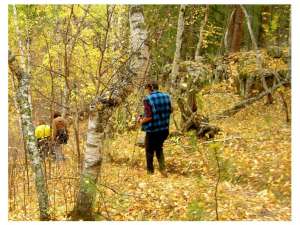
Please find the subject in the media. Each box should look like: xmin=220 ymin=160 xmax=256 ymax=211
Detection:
xmin=241 ymin=5 xmax=261 ymax=68
xmin=170 ymin=4 xmax=186 ymax=91
xmin=8 ymin=51 xmax=50 ymax=221
xmin=70 ymin=5 xmax=149 ymax=220
xmin=240 ymin=5 xmax=274 ymax=103
xmin=212 ymin=78 xmax=290 ymax=120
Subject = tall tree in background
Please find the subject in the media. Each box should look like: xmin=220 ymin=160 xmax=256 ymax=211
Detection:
xmin=258 ymin=5 xmax=270 ymax=48
xmin=228 ymin=5 xmax=244 ymax=52
xmin=70 ymin=5 xmax=149 ymax=220
xmin=171 ymin=4 xmax=186 ymax=90
xmin=61 ymin=5 xmax=90 ymax=118
xmin=8 ymin=51 xmax=50 ymax=221
xmin=194 ymin=5 xmax=209 ymax=60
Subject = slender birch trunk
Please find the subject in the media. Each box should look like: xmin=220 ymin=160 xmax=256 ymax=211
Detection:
xmin=70 ymin=5 xmax=149 ymax=220
xmin=8 ymin=51 xmax=50 ymax=221
xmin=12 ymin=5 xmax=25 ymax=69
xmin=171 ymin=5 xmax=186 ymax=91
xmin=13 ymin=5 xmax=33 ymax=108
xmin=240 ymin=6 xmax=262 ymax=69
xmin=195 ymin=5 xmax=209 ymax=60
xmin=241 ymin=6 xmax=258 ymax=50
xmin=241 ymin=5 xmax=269 ymax=102
xmin=62 ymin=6 xmax=73 ymax=118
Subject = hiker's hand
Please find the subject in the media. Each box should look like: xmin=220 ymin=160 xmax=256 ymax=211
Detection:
xmin=137 ymin=115 xmax=143 ymax=125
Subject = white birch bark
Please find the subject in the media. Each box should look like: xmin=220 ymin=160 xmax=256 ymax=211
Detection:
xmin=12 ymin=5 xmax=26 ymax=70
xmin=240 ymin=5 xmax=270 ymax=99
xmin=195 ymin=5 xmax=209 ymax=60
xmin=71 ymin=5 xmax=149 ymax=220
xmin=240 ymin=5 xmax=262 ymax=69
xmin=171 ymin=5 xmax=186 ymax=91
xmin=13 ymin=5 xmax=33 ymax=113
xmin=8 ymin=51 xmax=50 ymax=221
xmin=129 ymin=5 xmax=150 ymax=85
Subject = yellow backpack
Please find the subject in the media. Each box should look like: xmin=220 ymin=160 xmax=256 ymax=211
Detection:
xmin=35 ymin=125 xmax=51 ymax=139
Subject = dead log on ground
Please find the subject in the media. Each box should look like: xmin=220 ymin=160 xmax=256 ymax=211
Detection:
xmin=212 ymin=79 xmax=290 ymax=120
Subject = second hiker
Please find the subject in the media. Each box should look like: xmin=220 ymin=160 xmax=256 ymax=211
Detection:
xmin=52 ymin=111 xmax=69 ymax=161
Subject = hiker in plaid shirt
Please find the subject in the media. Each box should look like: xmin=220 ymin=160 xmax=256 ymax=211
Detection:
xmin=138 ymin=81 xmax=172 ymax=177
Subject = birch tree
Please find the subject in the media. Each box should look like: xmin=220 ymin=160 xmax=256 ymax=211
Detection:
xmin=12 ymin=5 xmax=33 ymax=108
xmin=12 ymin=5 xmax=26 ymax=69
xmin=170 ymin=5 xmax=186 ymax=91
xmin=129 ymin=5 xmax=150 ymax=84
xmin=240 ymin=5 xmax=261 ymax=67
xmin=170 ymin=5 xmax=192 ymax=127
xmin=70 ymin=5 xmax=149 ymax=220
xmin=194 ymin=5 xmax=209 ymax=60
xmin=240 ymin=5 xmax=275 ymax=103
xmin=8 ymin=51 xmax=50 ymax=221
xmin=240 ymin=5 xmax=263 ymax=94
xmin=170 ymin=5 xmax=217 ymax=135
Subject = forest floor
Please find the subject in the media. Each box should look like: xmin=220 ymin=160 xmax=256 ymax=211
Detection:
xmin=8 ymin=83 xmax=291 ymax=221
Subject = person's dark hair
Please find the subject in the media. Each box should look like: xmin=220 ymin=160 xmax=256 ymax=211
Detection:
xmin=145 ymin=81 xmax=159 ymax=91
xmin=53 ymin=111 xmax=61 ymax=119
xmin=39 ymin=119 xmax=45 ymax=125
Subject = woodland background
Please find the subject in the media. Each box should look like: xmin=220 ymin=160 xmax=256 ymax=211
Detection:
xmin=8 ymin=4 xmax=291 ymax=221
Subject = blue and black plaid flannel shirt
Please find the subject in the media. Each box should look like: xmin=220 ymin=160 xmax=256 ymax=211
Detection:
xmin=142 ymin=91 xmax=172 ymax=133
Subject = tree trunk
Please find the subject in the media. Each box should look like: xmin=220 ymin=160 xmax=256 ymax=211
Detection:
xmin=70 ymin=5 xmax=149 ymax=220
xmin=62 ymin=45 xmax=71 ymax=118
xmin=257 ymin=5 xmax=270 ymax=48
xmin=170 ymin=5 xmax=186 ymax=127
xmin=224 ymin=8 xmax=236 ymax=53
xmin=171 ymin=5 xmax=186 ymax=91
xmin=240 ymin=5 xmax=268 ymax=102
xmin=73 ymin=85 xmax=81 ymax=168
xmin=8 ymin=51 xmax=50 ymax=221
xmin=129 ymin=5 xmax=150 ymax=84
xmin=241 ymin=5 xmax=258 ymax=52
xmin=229 ymin=5 xmax=244 ymax=53
xmin=194 ymin=5 xmax=209 ymax=60
xmin=12 ymin=5 xmax=26 ymax=69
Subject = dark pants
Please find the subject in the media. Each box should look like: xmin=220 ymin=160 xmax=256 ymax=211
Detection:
xmin=145 ymin=129 xmax=169 ymax=173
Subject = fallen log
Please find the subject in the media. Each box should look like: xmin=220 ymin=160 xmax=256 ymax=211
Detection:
xmin=212 ymin=79 xmax=290 ymax=120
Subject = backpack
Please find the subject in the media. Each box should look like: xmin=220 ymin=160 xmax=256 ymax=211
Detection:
xmin=56 ymin=128 xmax=68 ymax=144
